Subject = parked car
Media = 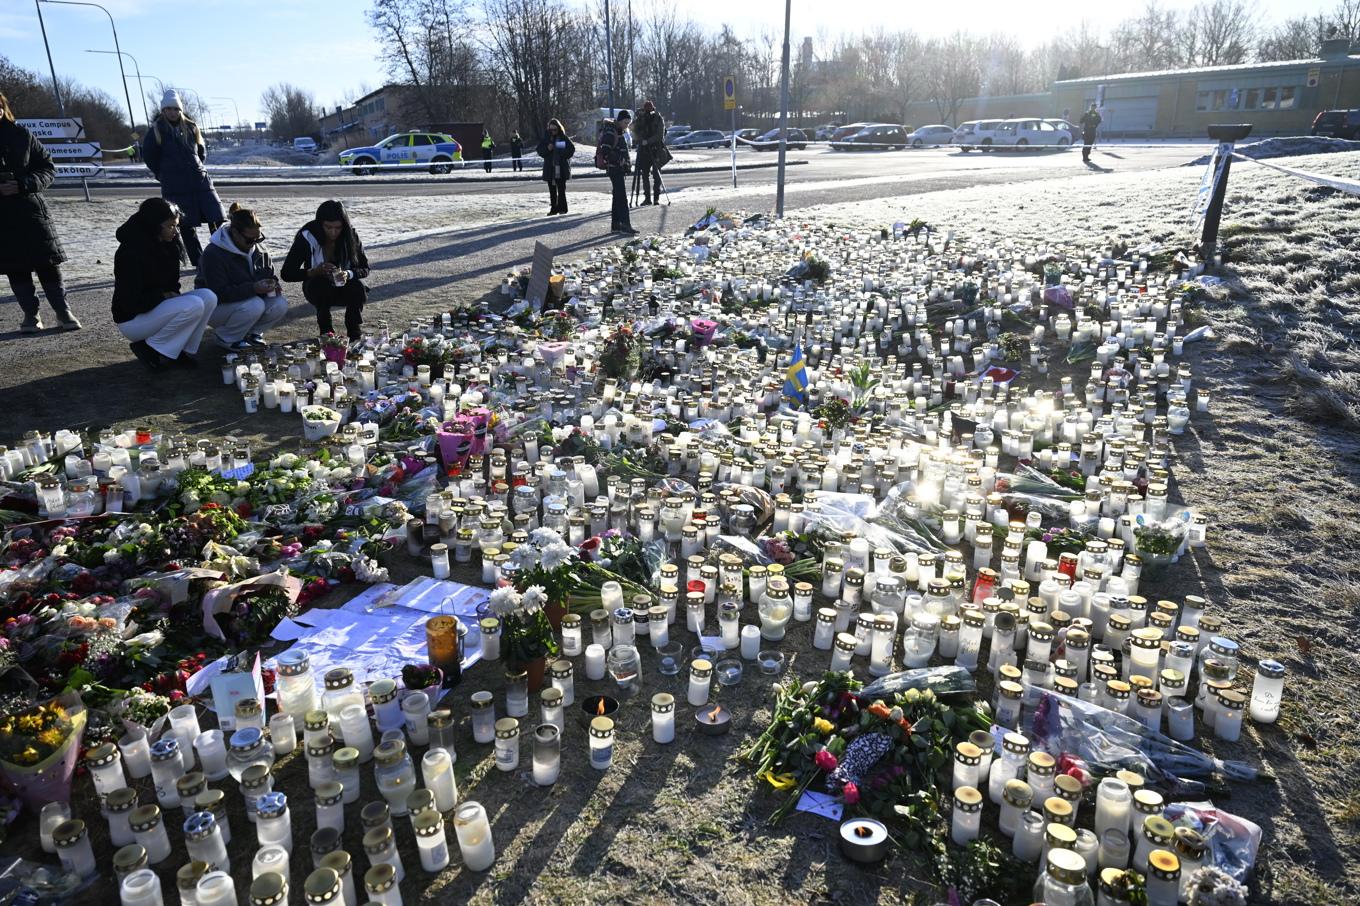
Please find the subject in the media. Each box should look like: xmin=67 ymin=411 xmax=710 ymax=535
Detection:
xmin=1311 ymin=109 xmax=1360 ymax=139
xmin=814 ymin=124 xmax=839 ymax=141
xmin=750 ymin=127 xmax=808 ymax=151
xmin=671 ymin=129 xmax=728 ymax=149
xmin=1045 ymin=119 xmax=1081 ymax=143
xmin=338 ymin=131 xmax=465 ymax=175
xmin=951 ymin=120 xmax=1004 ymax=151
xmin=664 ymin=125 xmax=694 ymax=144
xmin=730 ymin=128 xmax=763 ymax=147
xmin=839 ymin=124 xmax=909 ymax=150
xmin=829 ymin=122 xmax=875 ymax=148
xmin=907 ymin=125 xmax=956 ymax=148
xmin=990 ymin=118 xmax=1072 ymax=148
xmin=292 ymin=136 xmax=317 ymax=153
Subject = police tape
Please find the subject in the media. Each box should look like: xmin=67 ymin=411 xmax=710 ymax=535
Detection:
xmin=1230 ymin=152 xmax=1360 ymax=197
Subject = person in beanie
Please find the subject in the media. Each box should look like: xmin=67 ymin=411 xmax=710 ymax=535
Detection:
xmin=1080 ymin=103 xmax=1102 ymax=164
xmin=632 ymin=100 xmax=666 ymax=206
xmin=481 ymin=130 xmax=495 ymax=173
xmin=510 ymin=132 xmax=524 ymax=172
xmin=598 ymin=110 xmax=636 ymax=235
xmin=142 ymin=90 xmax=225 ymax=266
xmin=195 ymin=203 xmax=288 ymax=350
xmin=112 ymin=198 xmax=217 ymax=370
xmin=281 ymin=200 xmax=371 ymax=341
xmin=536 ymin=119 xmax=575 ymax=216
xmin=0 ymin=93 xmax=80 ymax=332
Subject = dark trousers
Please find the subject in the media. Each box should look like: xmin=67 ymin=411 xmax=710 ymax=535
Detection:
xmin=305 ymin=277 xmax=367 ymax=340
xmin=1082 ymin=134 xmax=1096 ymax=161
xmin=512 ymin=155 xmax=523 ymax=172
xmin=609 ymin=168 xmax=631 ymax=229
xmin=547 ymin=180 xmax=568 ymax=214
xmin=483 ymin=153 xmax=493 ymax=173
xmin=179 ymin=220 xmax=222 ymax=266
xmin=6 ymin=265 xmax=71 ymax=319
xmin=637 ymin=149 xmax=661 ymax=201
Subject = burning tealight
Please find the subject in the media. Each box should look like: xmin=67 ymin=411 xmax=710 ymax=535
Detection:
xmin=695 ymin=703 xmax=730 ymax=736
xmin=838 ymin=817 xmax=889 ymax=864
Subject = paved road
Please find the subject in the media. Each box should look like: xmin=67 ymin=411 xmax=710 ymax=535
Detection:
xmin=6 ymin=143 xmax=1202 ymax=448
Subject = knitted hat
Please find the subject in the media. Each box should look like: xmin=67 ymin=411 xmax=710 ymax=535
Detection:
xmin=160 ymin=89 xmax=183 ymax=111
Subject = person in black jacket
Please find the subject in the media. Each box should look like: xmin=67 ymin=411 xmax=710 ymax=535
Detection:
xmin=112 ymin=197 xmax=218 ymax=370
xmin=194 ymin=203 xmax=288 ymax=350
xmin=599 ymin=110 xmax=636 ymax=235
xmin=510 ymin=132 xmax=524 ymax=172
xmin=0 ymin=94 xmax=80 ymax=333
xmin=280 ymin=200 xmax=371 ymax=341
xmin=141 ymin=90 xmax=225 ymax=267
xmin=536 ymin=119 xmax=575 ymax=216
xmin=1080 ymin=103 xmax=1102 ymax=163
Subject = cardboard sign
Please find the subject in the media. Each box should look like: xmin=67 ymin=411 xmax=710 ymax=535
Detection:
xmin=525 ymin=241 xmax=555 ymax=307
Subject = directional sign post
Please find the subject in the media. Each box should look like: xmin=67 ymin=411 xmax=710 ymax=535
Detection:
xmin=55 ymin=163 xmax=105 ymax=180
xmin=725 ymin=76 xmax=737 ymax=188
xmin=16 ymin=117 xmax=84 ymax=140
xmin=44 ymin=142 xmax=101 ymax=161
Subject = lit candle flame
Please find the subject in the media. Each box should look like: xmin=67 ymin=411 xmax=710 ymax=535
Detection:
xmin=854 ymin=825 xmax=872 ymax=838
xmin=707 ymin=705 xmax=722 ymax=721
xmin=596 ymin=698 xmax=607 ymax=716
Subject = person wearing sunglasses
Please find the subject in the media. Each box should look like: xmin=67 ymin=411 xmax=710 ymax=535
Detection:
xmin=195 ymin=202 xmax=288 ymax=350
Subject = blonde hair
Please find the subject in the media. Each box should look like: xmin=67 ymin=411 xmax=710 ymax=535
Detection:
xmin=0 ymin=94 xmax=13 ymax=123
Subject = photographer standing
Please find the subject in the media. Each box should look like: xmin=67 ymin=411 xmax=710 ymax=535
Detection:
xmin=632 ymin=101 xmax=667 ymax=207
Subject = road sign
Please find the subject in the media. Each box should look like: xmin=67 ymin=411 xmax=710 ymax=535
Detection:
xmin=255 ymin=122 xmax=267 ymax=130
xmin=44 ymin=142 xmax=102 ymax=161
xmin=16 ymin=117 xmax=84 ymax=139
xmin=724 ymin=76 xmax=736 ymax=111
xmin=55 ymin=163 xmax=104 ymax=179
xmin=1307 ymin=67 xmax=1321 ymax=88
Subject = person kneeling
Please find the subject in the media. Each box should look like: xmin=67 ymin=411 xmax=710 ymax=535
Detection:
xmin=281 ymin=200 xmax=370 ymax=341
xmin=195 ymin=202 xmax=287 ymax=350
xmin=112 ymin=198 xmax=217 ymax=370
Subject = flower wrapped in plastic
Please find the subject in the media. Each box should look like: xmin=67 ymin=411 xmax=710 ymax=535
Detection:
xmin=0 ymin=690 xmax=86 ymax=809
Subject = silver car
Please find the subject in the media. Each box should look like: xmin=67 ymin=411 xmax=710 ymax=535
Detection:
xmin=908 ymin=125 xmax=956 ymax=148
xmin=952 ymin=120 xmax=1004 ymax=152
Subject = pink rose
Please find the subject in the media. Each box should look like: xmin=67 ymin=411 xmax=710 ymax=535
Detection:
xmin=814 ymin=749 xmax=838 ymax=773
xmin=842 ymin=781 xmax=860 ymax=805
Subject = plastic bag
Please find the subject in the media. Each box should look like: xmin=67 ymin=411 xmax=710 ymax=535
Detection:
xmin=860 ymin=665 xmax=978 ymax=700
xmin=1027 ymin=691 xmax=1258 ymax=795
xmin=0 ymin=689 xmax=86 ymax=809
xmin=1164 ymin=801 xmax=1262 ymax=883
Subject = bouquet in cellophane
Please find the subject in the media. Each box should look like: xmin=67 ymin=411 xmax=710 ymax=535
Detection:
xmin=0 ymin=690 xmax=86 ymax=809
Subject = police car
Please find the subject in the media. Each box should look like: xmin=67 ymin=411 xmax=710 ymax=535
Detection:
xmin=339 ymin=132 xmax=464 ymax=175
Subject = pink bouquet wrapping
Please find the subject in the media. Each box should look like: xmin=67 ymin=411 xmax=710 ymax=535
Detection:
xmin=0 ymin=691 xmax=87 ymax=810
xmin=690 ymin=318 xmax=718 ymax=347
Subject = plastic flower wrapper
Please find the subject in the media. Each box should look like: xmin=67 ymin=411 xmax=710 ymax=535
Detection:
xmin=1027 ymin=690 xmax=1258 ymax=795
xmin=0 ymin=689 xmax=86 ymax=809
xmin=1164 ymin=801 xmax=1263 ymax=884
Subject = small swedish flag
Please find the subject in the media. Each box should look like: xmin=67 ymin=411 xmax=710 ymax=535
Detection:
xmin=783 ymin=344 xmax=810 ymax=404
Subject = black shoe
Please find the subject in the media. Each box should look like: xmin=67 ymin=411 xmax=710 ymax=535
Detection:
xmin=172 ymin=352 xmax=199 ymax=369
xmin=641 ymin=200 xmax=653 ymax=207
xmin=130 ymin=340 xmax=164 ymax=371
xmin=614 ymin=226 xmax=639 ymax=235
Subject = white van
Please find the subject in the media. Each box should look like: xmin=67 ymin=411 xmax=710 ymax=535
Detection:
xmin=952 ymin=120 xmax=1004 ymax=152
xmin=293 ymin=136 xmax=318 ymax=153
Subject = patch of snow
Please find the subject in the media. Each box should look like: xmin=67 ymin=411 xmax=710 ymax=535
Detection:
xmin=1187 ymin=136 xmax=1360 ymax=166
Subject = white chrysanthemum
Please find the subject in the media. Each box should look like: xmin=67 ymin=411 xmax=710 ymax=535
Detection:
xmin=510 ymin=544 xmax=540 ymax=570
xmin=539 ymin=542 xmax=576 ymax=572
xmin=529 ymin=527 xmax=564 ymax=548
xmin=488 ymin=586 xmax=522 ymax=617
xmin=520 ymin=585 xmax=548 ymax=612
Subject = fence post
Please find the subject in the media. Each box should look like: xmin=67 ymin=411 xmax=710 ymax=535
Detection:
xmin=1200 ymin=123 xmax=1252 ymax=268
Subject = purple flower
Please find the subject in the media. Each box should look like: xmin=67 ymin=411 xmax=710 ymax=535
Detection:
xmin=1042 ymin=533 xmax=1054 ymax=542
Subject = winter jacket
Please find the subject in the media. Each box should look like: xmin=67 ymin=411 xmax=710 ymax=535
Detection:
xmin=481 ymin=136 xmax=495 ymax=158
xmin=111 ymin=212 xmax=183 ymax=324
xmin=1080 ymin=109 xmax=1102 ymax=139
xmin=194 ymin=225 xmax=276 ymax=304
xmin=141 ymin=114 xmax=225 ymax=227
xmin=633 ymin=110 xmax=665 ymax=150
xmin=280 ymin=221 xmax=371 ymax=284
xmin=510 ymin=136 xmax=524 ymax=157
xmin=536 ymin=134 xmax=575 ymax=183
xmin=598 ymin=123 xmax=630 ymax=172
xmin=0 ymin=118 xmax=65 ymax=273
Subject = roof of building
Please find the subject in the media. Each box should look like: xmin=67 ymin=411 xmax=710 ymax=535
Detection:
xmin=1054 ymin=55 xmax=1360 ymax=85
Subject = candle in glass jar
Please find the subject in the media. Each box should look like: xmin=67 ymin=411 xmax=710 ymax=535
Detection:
xmin=589 ymin=716 xmax=615 ymax=770
xmin=414 ymin=811 xmax=451 ymax=873
xmin=470 ymin=691 xmax=496 ymax=743
xmin=494 ymin=718 xmax=520 ymax=772
xmin=531 ymin=723 xmax=561 ymax=786
xmin=453 ymin=801 xmax=496 ymax=871
xmin=561 ymin=614 xmax=584 ymax=656
xmin=1249 ymin=659 xmax=1285 ymax=723
xmin=688 ymin=658 xmax=713 ymax=706
xmin=550 ymin=659 xmax=575 ymax=706
xmin=430 ymin=543 xmax=450 ymax=579
xmin=119 ymin=728 xmax=153 ymax=779
xmin=585 ymin=643 xmax=607 ymax=680
xmin=951 ymin=786 xmax=983 ymax=845
xmin=740 ymin=624 xmax=761 ymax=659
xmin=423 ymin=747 xmax=458 ymax=812
xmin=651 ymin=693 xmax=676 ymax=744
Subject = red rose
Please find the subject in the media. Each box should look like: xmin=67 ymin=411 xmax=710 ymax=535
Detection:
xmin=814 ymin=749 xmax=838 ymax=773
xmin=842 ymin=781 xmax=860 ymax=805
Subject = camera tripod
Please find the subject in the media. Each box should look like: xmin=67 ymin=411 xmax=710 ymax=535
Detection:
xmin=630 ymin=153 xmax=672 ymax=207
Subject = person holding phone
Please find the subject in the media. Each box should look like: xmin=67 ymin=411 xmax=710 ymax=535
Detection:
xmin=194 ymin=203 xmax=287 ymax=350
xmin=281 ymin=199 xmax=371 ymax=341
xmin=141 ymin=90 xmax=225 ymax=267
xmin=536 ymin=119 xmax=575 ymax=216
xmin=0 ymin=92 xmax=81 ymax=333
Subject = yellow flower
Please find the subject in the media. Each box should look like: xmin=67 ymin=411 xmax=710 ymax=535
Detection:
xmin=17 ymin=715 xmax=41 ymax=734
xmin=759 ymin=770 xmax=799 ymax=791
xmin=37 ymin=727 xmax=65 ymax=748
xmin=17 ymin=746 xmax=39 ymax=765
xmin=813 ymin=717 xmax=835 ymax=736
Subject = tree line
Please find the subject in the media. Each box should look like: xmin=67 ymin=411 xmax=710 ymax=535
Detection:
xmin=361 ymin=0 xmax=1359 ymax=137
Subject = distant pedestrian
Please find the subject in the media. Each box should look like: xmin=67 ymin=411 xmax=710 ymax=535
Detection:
xmin=510 ymin=132 xmax=524 ymax=172
xmin=632 ymin=100 xmax=667 ymax=206
xmin=142 ymin=90 xmax=225 ymax=267
xmin=194 ymin=203 xmax=288 ymax=350
xmin=536 ymin=119 xmax=575 ymax=216
xmin=481 ymin=130 xmax=495 ymax=173
xmin=0 ymin=93 xmax=80 ymax=333
xmin=598 ymin=110 xmax=636 ymax=235
xmin=1080 ymin=103 xmax=1102 ymax=163
xmin=112 ymin=198 xmax=216 ymax=370
xmin=281 ymin=200 xmax=371 ymax=341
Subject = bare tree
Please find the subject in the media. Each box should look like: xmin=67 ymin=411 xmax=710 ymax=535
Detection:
xmin=482 ymin=0 xmax=594 ymax=138
xmin=924 ymin=32 xmax=981 ymax=125
xmin=1191 ymin=0 xmax=1259 ymax=66
xmin=261 ymin=83 xmax=320 ymax=139
xmin=1257 ymin=15 xmax=1332 ymax=59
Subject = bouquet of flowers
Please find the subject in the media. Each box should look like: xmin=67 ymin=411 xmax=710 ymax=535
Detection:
xmin=598 ymin=324 xmax=641 ymax=382
xmin=512 ymin=527 xmax=653 ymax=616
xmin=320 ymin=332 xmax=348 ymax=365
xmin=488 ymin=585 xmax=558 ymax=668
xmin=0 ymin=690 xmax=86 ymax=808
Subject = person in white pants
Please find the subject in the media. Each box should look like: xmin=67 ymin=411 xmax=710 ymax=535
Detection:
xmin=195 ymin=202 xmax=288 ymax=350
xmin=112 ymin=198 xmax=218 ymax=370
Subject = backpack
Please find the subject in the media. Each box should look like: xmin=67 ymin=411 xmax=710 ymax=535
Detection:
xmin=594 ymin=126 xmax=614 ymax=169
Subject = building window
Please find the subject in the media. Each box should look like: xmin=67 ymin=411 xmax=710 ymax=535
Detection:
xmin=1196 ymin=91 xmax=1211 ymax=112
xmin=1244 ymin=89 xmax=1260 ymax=110
xmin=1261 ymin=87 xmax=1277 ymax=109
xmin=1278 ymin=86 xmax=1297 ymax=109
xmin=378 ymin=97 xmax=386 ymax=111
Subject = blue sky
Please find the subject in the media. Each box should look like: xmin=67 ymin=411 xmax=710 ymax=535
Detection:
xmin=2 ymin=0 xmax=1311 ymax=125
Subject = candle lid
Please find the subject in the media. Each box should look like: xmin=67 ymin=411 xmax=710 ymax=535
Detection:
xmin=494 ymin=718 xmax=520 ymax=739
xmin=1044 ymin=821 xmax=1078 ymax=849
xmin=304 ymin=867 xmax=341 ymax=902
xmin=323 ymin=667 xmax=355 ymax=690
xmin=413 ymin=810 xmax=443 ymax=836
xmin=128 ymin=805 xmax=161 ymax=832
xmin=362 ymin=825 xmax=394 ymax=854
xmin=361 ymin=801 xmax=390 ymax=828
xmin=1148 ymin=848 xmax=1181 ymax=880
xmin=304 ymin=709 xmax=330 ymax=731
xmin=250 ymin=872 xmax=288 ymax=906
xmin=319 ymin=850 xmax=351 ymax=877
xmin=1046 ymin=847 xmax=1087 ymax=885
xmin=589 ymin=716 xmax=615 ymax=738
xmin=112 ymin=843 xmax=148 ymax=873
xmin=1054 ymin=773 xmax=1083 ymax=799
xmin=149 ymin=737 xmax=179 ymax=760
xmin=370 ymin=678 xmax=398 ymax=704
xmin=229 ymin=726 xmax=265 ymax=751
xmin=651 ymin=693 xmax=675 ymax=713
xmin=176 ymin=771 xmax=207 ymax=797
xmin=183 ymin=810 xmax=219 ymax=839
xmin=177 ymin=861 xmax=211 ymax=890
xmin=954 ymin=742 xmax=982 ymax=765
xmin=429 ymin=709 xmax=454 ymax=729
xmin=106 ymin=786 xmax=139 ymax=812
xmin=311 ymin=826 xmax=341 ymax=854
xmin=364 ymin=863 xmax=397 ymax=893
xmin=1002 ymin=779 xmax=1034 ymax=808
xmin=85 ymin=742 xmax=118 ymax=767
xmin=316 ymin=780 xmax=344 ymax=806
xmin=278 ymin=649 xmax=310 ymax=676
xmin=1143 ymin=815 xmax=1175 ymax=842
xmin=374 ymin=739 xmax=407 ymax=765
xmin=307 ymin=739 xmax=334 ymax=758
xmin=1043 ymin=796 xmax=1073 ymax=822
xmin=242 ymin=763 xmax=272 ymax=788
xmin=193 ymin=788 xmax=224 ymax=811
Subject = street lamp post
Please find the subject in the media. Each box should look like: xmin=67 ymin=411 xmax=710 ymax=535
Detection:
xmin=775 ymin=0 xmax=792 ymax=218
xmin=209 ymin=97 xmax=241 ymax=129
xmin=84 ymin=49 xmax=148 ymax=125
xmin=40 ymin=0 xmax=136 ymax=135
xmin=603 ymin=0 xmax=616 ymax=114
